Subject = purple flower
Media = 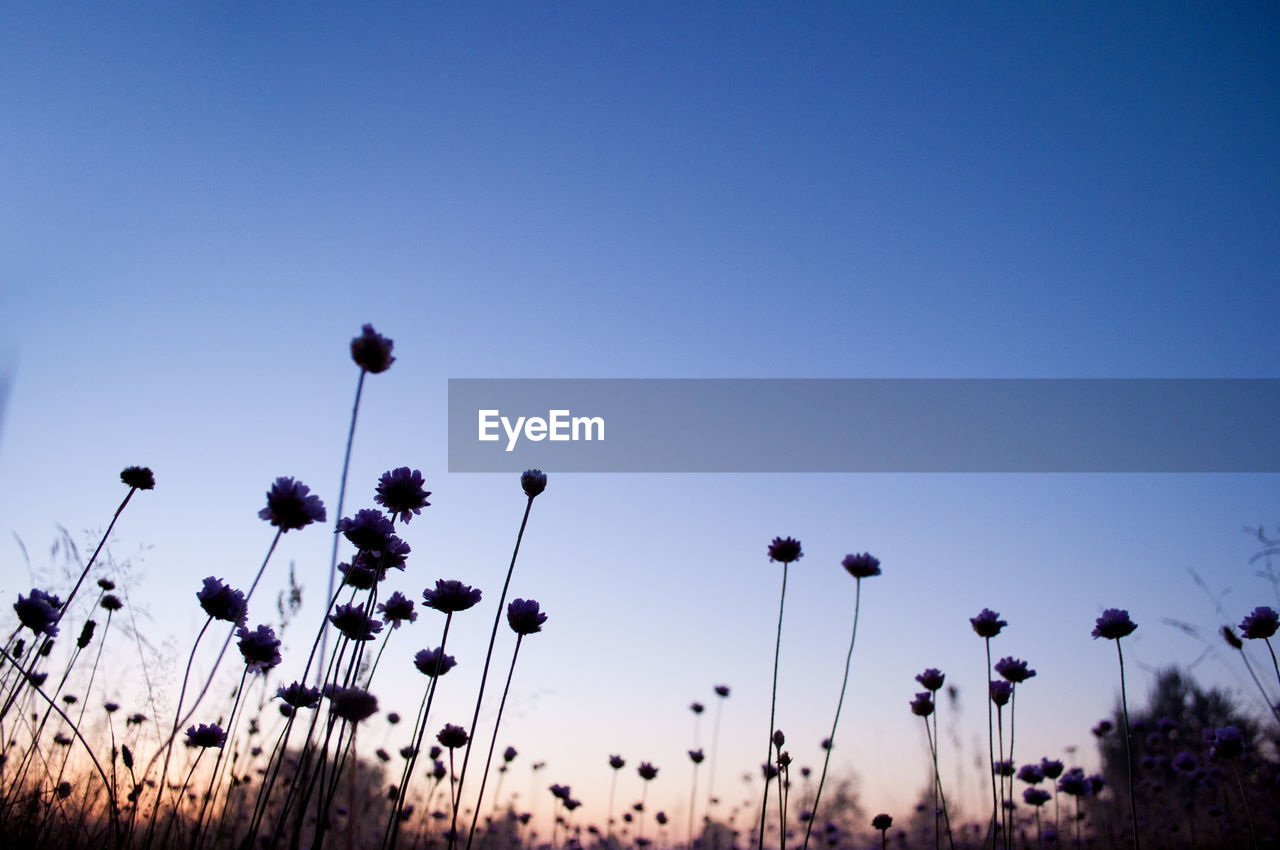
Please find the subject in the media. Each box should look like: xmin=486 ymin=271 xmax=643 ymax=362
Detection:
xmin=1039 ymin=758 xmax=1064 ymax=779
xmin=970 ymin=608 xmax=1007 ymax=638
xmin=714 ymin=684 xmax=730 ymax=697
xmin=423 ymin=579 xmax=482 ymax=613
xmin=909 ymin=692 xmax=934 ymax=717
xmin=101 ymin=594 xmax=123 ymax=612
xmin=186 ymin=723 xmax=227 ymax=748
xmin=1057 ymin=767 xmax=1090 ymax=797
xmin=609 ymin=754 xmax=625 ymax=769
xmin=871 ymin=814 xmax=892 ymax=831
xmin=258 ymin=477 xmax=326 ymax=532
xmin=351 ymin=324 xmax=395 ymax=373
xmin=1092 ymin=719 xmax=1114 ymax=737
xmin=237 ymin=624 xmax=282 ymax=674
xmin=197 ymin=577 xmax=247 ymax=625
xmin=1222 ymin=625 xmax=1244 ymax=649
xmin=375 ymin=467 xmax=431 ymax=524
xmin=377 ymin=592 xmax=417 ymax=628
xmin=767 ymin=537 xmax=803 ymax=564
xmin=1023 ymin=788 xmax=1051 ymax=807
xmin=1239 ymin=606 xmax=1278 ymax=640
xmin=688 ymin=748 xmax=705 ymax=763
xmin=1171 ymin=751 xmax=1197 ymax=774
xmin=1205 ymin=726 xmax=1244 ymax=760
xmin=1017 ymin=764 xmax=1044 ymax=784
xmin=338 ymin=554 xmax=385 ymax=590
xmin=995 ymin=657 xmax=1036 ymax=684
xmin=637 ymin=762 xmax=658 ymax=780
xmin=413 ymin=647 xmax=457 ymax=677
xmin=15 ymin=589 xmax=62 ymax=637
xmin=437 ymin=723 xmax=468 ymax=749
xmin=329 ymin=686 xmax=379 ymax=723
xmin=328 ymin=603 xmax=383 ymax=641
xmin=503 ymin=746 xmax=517 ymax=763
xmin=915 ymin=668 xmax=945 ymax=692
xmin=550 ymin=783 xmax=571 ymax=801
xmin=841 ymin=553 xmax=881 ymax=579
xmin=337 ymin=509 xmax=396 ymax=553
xmin=989 ymin=680 xmax=1013 ymax=707
xmin=1092 ymin=608 xmax=1137 ymax=640
xmin=276 ymin=681 xmax=321 ymax=709
xmin=521 ymin=469 xmax=548 ymax=498
xmin=120 ymin=466 xmax=155 ymax=490
xmin=507 ymin=598 xmax=547 ymax=635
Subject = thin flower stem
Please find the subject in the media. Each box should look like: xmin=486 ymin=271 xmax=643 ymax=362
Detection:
xmin=607 ymin=769 xmax=619 ymax=842
xmin=465 ymin=635 xmax=524 ymax=850
xmin=996 ymin=704 xmax=1006 ymax=850
xmin=1229 ymin=760 xmax=1259 ymax=850
xmin=1266 ymin=637 xmax=1280 ymax=686
xmin=706 ymin=697 xmax=725 ymax=834
xmin=801 ymin=576 xmax=860 ymax=850
xmin=984 ymin=639 xmax=997 ymax=850
xmin=57 ymin=487 xmax=136 ymax=623
xmin=1115 ymin=639 xmax=1141 ymax=850
xmin=193 ymin=666 xmax=251 ymax=849
xmin=758 ymin=562 xmax=788 ymax=850
xmin=924 ymin=713 xmax=956 ymax=850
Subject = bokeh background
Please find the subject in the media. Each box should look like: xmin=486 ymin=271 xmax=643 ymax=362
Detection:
xmin=2 ymin=2 xmax=1279 ymax=834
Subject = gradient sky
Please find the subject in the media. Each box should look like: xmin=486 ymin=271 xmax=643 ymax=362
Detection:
xmin=3 ymin=2 xmax=1279 ymax=837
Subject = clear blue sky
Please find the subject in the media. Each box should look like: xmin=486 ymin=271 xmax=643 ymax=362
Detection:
xmin=2 ymin=2 xmax=1279 ymax=835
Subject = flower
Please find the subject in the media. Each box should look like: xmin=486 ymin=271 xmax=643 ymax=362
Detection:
xmin=423 ymin=579 xmax=482 ymax=613
xmin=995 ymin=657 xmax=1036 ymax=684
xmin=1239 ymin=606 xmax=1279 ymax=640
xmin=337 ymin=509 xmax=396 ymax=552
xmin=989 ymin=680 xmax=1013 ymax=707
xmin=437 ymin=724 xmax=468 ymax=749
xmin=1092 ymin=720 xmax=1114 ymax=737
xmin=14 ymin=589 xmax=62 ymax=637
xmin=186 ymin=723 xmax=227 ymax=748
xmin=767 ymin=537 xmax=803 ymax=564
xmin=993 ymin=760 xmax=1015 ymax=777
xmin=328 ymin=603 xmax=383 ymax=641
xmin=378 ymin=592 xmax=417 ymax=628
xmin=1222 ymin=625 xmax=1244 ymax=649
xmin=351 ymin=324 xmax=395 ymax=373
xmin=504 ymin=746 xmax=518 ymax=763
xmin=841 ymin=553 xmax=881 ymax=578
xmin=1171 ymin=751 xmax=1197 ymax=774
xmin=1017 ymin=764 xmax=1044 ymax=784
xmin=609 ymin=754 xmax=625 ymax=770
xmin=637 ymin=762 xmax=658 ymax=780
xmin=688 ymin=748 xmax=704 ymax=763
xmin=507 ymin=598 xmax=547 ymax=635
xmin=329 ymin=686 xmax=379 ymax=723
xmin=970 ymin=608 xmax=1007 ymax=638
xmin=77 ymin=620 xmax=97 ymax=649
xmin=871 ymin=814 xmax=893 ymax=831
xmin=521 ymin=469 xmax=548 ymax=498
xmin=1057 ymin=767 xmax=1090 ymax=797
xmin=338 ymin=556 xmax=384 ymax=590
xmin=1039 ymin=758 xmax=1064 ymax=779
xmin=690 ymin=701 xmax=704 ymax=714
xmin=1205 ymin=726 xmax=1244 ymax=760
xmin=237 ymin=624 xmax=282 ymax=673
xmin=714 ymin=684 xmax=730 ymax=697
xmin=550 ymin=783 xmax=571 ymax=801
xmin=413 ymin=647 xmax=457 ymax=677
xmin=1023 ymin=788 xmax=1051 ymax=807
xmin=197 ymin=577 xmax=247 ymax=624
xmin=1092 ymin=608 xmax=1137 ymax=640
xmin=909 ymin=692 xmax=934 ymax=717
xmin=915 ymin=668 xmax=945 ymax=692
xmin=97 ymin=578 xmax=115 ymax=591
xmin=104 ymin=701 xmax=119 ymax=713
xmin=120 ymin=466 xmax=155 ymax=490
xmin=276 ymin=682 xmax=322 ymax=709
xmin=127 ymin=713 xmax=147 ymax=726
xmin=101 ymin=594 xmax=123 ymax=612
xmin=375 ymin=468 xmax=431 ymax=523
xmin=258 ymin=477 xmax=326 ymax=532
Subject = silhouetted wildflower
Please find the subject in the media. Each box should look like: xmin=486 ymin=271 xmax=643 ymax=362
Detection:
xmin=995 ymin=656 xmax=1036 ymax=683
xmin=1039 ymin=758 xmax=1064 ymax=779
xmin=1057 ymin=768 xmax=1089 ymax=797
xmin=915 ymin=668 xmax=945 ymax=691
xmin=14 ymin=589 xmax=61 ymax=637
xmin=101 ymin=594 xmax=122 ymax=611
xmin=237 ymin=624 xmax=282 ymax=673
xmin=841 ymin=553 xmax=881 ymax=578
xmin=338 ymin=509 xmax=396 ymax=552
xmin=970 ymin=608 xmax=1007 ymax=638
xmin=1086 ymin=774 xmax=1106 ymax=795
xmin=1171 ymin=751 xmax=1197 ymax=774
xmin=127 ymin=713 xmax=146 ymax=726
xmin=689 ymin=748 xmax=705 ymax=763
xmin=1092 ymin=720 xmax=1114 ymax=737
xmin=1222 ymin=625 xmax=1244 ymax=649
xmin=521 ymin=469 xmax=548 ymax=498
xmin=186 ymin=723 xmax=227 ymax=748
xmin=120 ymin=466 xmax=155 ymax=490
xmin=104 ymin=701 xmax=119 ymax=713
xmin=197 ymin=577 xmax=248 ymax=624
xmin=277 ymin=681 xmax=321 ymax=709
xmin=504 ymin=746 xmax=517 ymax=762
xmin=714 ymin=684 xmax=730 ymax=697
xmin=77 ymin=619 xmax=97 ymax=649
xmin=550 ymin=783 xmax=571 ymax=801
xmin=1023 ymin=788 xmax=1051 ymax=807
xmin=258 ymin=477 xmax=326 ymax=531
xmin=507 ymin=598 xmax=547 ymax=634
xmin=1205 ymin=726 xmax=1244 ymax=760
xmin=53 ymin=732 xmax=72 ymax=746
xmin=437 ymin=723 xmax=468 ymax=749
xmin=1018 ymin=764 xmax=1044 ymax=784
xmin=767 ymin=537 xmax=803 ymax=564
xmin=989 ymin=680 xmax=1013 ymax=707
xmin=338 ymin=558 xmax=381 ymax=590
xmin=378 ymin=591 xmax=417 ymax=628
xmin=328 ymin=603 xmax=383 ymax=641
xmin=691 ymin=701 xmax=704 ymax=714
xmin=423 ymin=579 xmax=482 ymax=613
xmin=375 ymin=467 xmax=431 ymax=523
xmin=609 ymin=755 xmax=625 ymax=769
xmin=329 ymin=686 xmax=379 ymax=723
xmin=1092 ymin=608 xmax=1137 ymax=640
xmin=351 ymin=324 xmax=395 ymax=373
xmin=1239 ymin=606 xmax=1278 ymax=640
xmin=413 ymin=647 xmax=457 ymax=677
xmin=638 ymin=762 xmax=658 ymax=780
xmin=871 ymin=814 xmax=893 ymax=831
xmin=97 ymin=578 xmax=115 ymax=591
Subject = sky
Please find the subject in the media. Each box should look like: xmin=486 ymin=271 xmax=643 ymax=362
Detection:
xmin=2 ymin=1 xmax=1280 ymax=839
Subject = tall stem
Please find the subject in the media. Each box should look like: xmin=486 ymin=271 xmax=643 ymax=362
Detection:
xmin=984 ymin=640 xmax=997 ymax=850
xmin=758 ymin=563 xmax=788 ymax=850
xmin=465 ymin=635 xmax=524 ymax=850
xmin=1115 ymin=640 xmax=1140 ymax=850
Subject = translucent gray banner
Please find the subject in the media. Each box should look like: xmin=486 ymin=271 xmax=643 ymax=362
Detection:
xmin=447 ymin=379 xmax=1280 ymax=472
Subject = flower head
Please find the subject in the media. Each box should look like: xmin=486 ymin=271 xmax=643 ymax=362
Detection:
xmin=1092 ymin=720 xmax=1114 ymax=737
xmin=437 ymin=723 xmax=469 ymax=749
xmin=970 ymin=608 xmax=1007 ymax=638
xmin=1239 ymin=606 xmax=1279 ymax=640
xmin=1039 ymin=758 xmax=1064 ymax=780
xmin=77 ymin=620 xmax=97 ymax=649
xmin=504 ymin=746 xmax=518 ymax=763
xmin=995 ymin=657 xmax=1036 ymax=684
xmin=15 ymin=589 xmax=62 ymax=637
xmin=767 ymin=537 xmax=803 ymax=564
xmin=237 ymin=624 xmax=282 ymax=674
xmin=1171 ymin=750 xmax=1197 ymax=774
xmin=1023 ymin=788 xmax=1051 ymax=807
xmin=1205 ymin=726 xmax=1244 ymax=760
xmin=1017 ymin=764 xmax=1044 ymax=784
xmin=276 ymin=681 xmax=322 ymax=709
xmin=329 ymin=603 xmax=383 ymax=641
xmin=337 ymin=509 xmax=396 ymax=553
xmin=258 ymin=477 xmax=326 ymax=532
xmin=550 ymin=783 xmax=571 ymax=801
xmin=1057 ymin=767 xmax=1090 ymax=797
xmin=351 ymin=324 xmax=395 ymax=373
xmin=909 ymin=692 xmax=934 ymax=717
xmin=101 ymin=594 xmax=123 ymax=612
xmin=120 ymin=466 xmax=155 ymax=490
xmin=521 ymin=469 xmax=548 ymax=498
xmin=871 ymin=814 xmax=893 ymax=832
xmin=197 ymin=577 xmax=247 ymax=624
xmin=638 ymin=762 xmax=658 ymax=781
xmin=423 ymin=580 xmax=482 ymax=613
xmin=507 ymin=598 xmax=547 ymax=635
xmin=1092 ymin=608 xmax=1137 ymax=640
xmin=413 ymin=647 xmax=457 ymax=677
xmin=375 ymin=467 xmax=431 ymax=524
xmin=1222 ymin=625 xmax=1244 ymax=649
xmin=915 ymin=668 xmax=945 ymax=692
xmin=989 ymin=680 xmax=1013 ymax=707
xmin=688 ymin=748 xmax=704 ymax=763
xmin=186 ymin=723 xmax=227 ymax=748
xmin=329 ymin=686 xmax=379 ymax=723
xmin=377 ymin=592 xmax=417 ymax=628
xmin=841 ymin=553 xmax=881 ymax=579
xmin=714 ymin=684 xmax=730 ymax=697
xmin=609 ymin=754 xmax=625 ymax=770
